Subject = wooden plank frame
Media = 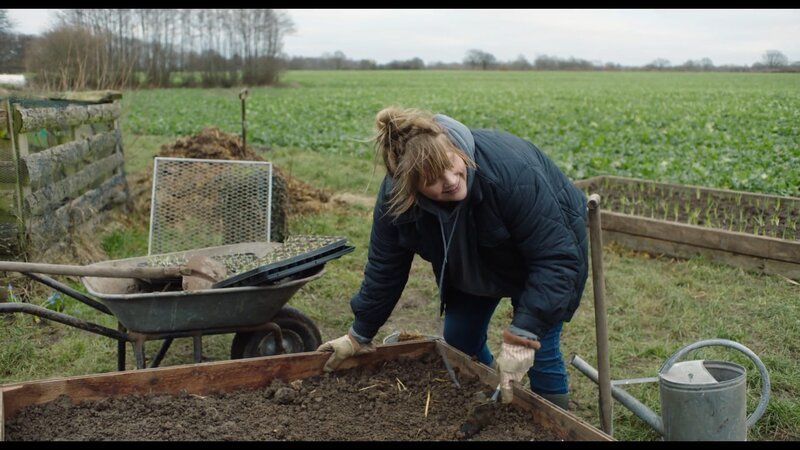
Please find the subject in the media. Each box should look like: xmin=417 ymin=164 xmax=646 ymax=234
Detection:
xmin=0 ymin=340 xmax=612 ymax=441
xmin=13 ymin=102 xmax=120 ymax=134
xmin=575 ymin=176 xmax=800 ymax=280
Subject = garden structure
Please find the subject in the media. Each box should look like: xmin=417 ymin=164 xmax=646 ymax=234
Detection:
xmin=574 ymin=175 xmax=800 ymax=281
xmin=1 ymin=340 xmax=613 ymax=441
xmin=0 ymin=92 xmax=129 ymax=260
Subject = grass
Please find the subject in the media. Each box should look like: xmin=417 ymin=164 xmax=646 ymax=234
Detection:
xmin=1 ymin=70 xmax=799 ymax=441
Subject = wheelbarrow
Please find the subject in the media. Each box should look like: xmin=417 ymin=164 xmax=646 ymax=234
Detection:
xmin=0 ymin=240 xmax=349 ymax=370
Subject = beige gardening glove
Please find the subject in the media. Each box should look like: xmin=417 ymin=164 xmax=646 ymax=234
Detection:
xmin=495 ymin=329 xmax=540 ymax=404
xmin=316 ymin=331 xmax=375 ymax=372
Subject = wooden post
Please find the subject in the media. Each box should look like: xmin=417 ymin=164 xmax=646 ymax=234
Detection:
xmin=4 ymin=99 xmax=26 ymax=257
xmin=111 ymin=99 xmax=130 ymax=208
xmin=239 ymin=88 xmax=249 ymax=153
xmin=1 ymin=388 xmax=5 ymax=442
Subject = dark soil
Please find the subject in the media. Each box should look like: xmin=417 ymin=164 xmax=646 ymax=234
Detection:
xmin=580 ymin=179 xmax=800 ymax=240
xmin=5 ymin=353 xmax=562 ymax=441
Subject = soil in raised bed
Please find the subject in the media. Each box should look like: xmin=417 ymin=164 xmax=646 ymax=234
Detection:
xmin=580 ymin=179 xmax=800 ymax=240
xmin=5 ymin=353 xmax=563 ymax=441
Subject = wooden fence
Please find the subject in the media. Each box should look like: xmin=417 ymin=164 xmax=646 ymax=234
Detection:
xmin=575 ymin=175 xmax=800 ymax=281
xmin=0 ymin=93 xmax=129 ymax=259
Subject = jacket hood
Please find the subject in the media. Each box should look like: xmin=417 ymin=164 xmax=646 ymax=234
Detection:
xmin=434 ymin=113 xmax=475 ymax=160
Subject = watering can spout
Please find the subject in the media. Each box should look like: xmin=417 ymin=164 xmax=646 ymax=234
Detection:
xmin=570 ymin=354 xmax=665 ymax=436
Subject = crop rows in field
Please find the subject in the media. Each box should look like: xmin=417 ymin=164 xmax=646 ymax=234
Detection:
xmin=122 ymin=71 xmax=800 ymax=196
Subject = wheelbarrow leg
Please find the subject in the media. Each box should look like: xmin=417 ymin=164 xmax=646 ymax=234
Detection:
xmin=192 ymin=335 xmax=203 ymax=364
xmin=132 ymin=340 xmax=147 ymax=369
xmin=149 ymin=338 xmax=174 ymax=369
xmin=117 ymin=322 xmax=127 ymax=371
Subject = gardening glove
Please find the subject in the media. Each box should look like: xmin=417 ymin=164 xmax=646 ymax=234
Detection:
xmin=316 ymin=331 xmax=375 ymax=372
xmin=495 ymin=329 xmax=540 ymax=404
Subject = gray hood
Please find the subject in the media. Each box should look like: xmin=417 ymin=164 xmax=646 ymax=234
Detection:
xmin=434 ymin=113 xmax=476 ymax=197
xmin=434 ymin=114 xmax=475 ymax=160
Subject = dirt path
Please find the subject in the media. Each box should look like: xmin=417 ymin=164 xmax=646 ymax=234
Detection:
xmin=6 ymin=353 xmax=561 ymax=441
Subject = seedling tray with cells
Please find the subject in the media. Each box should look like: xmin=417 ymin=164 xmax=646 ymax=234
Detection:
xmin=211 ymin=235 xmax=354 ymax=288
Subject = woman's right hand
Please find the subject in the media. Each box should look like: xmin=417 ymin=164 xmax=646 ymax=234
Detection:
xmin=316 ymin=332 xmax=375 ymax=372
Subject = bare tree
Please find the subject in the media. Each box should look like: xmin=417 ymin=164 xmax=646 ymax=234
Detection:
xmin=511 ymin=54 xmax=531 ymax=70
xmin=699 ymin=57 xmax=714 ymax=71
xmin=1 ymin=9 xmax=16 ymax=70
xmin=648 ymin=58 xmax=671 ymax=69
xmin=464 ymin=49 xmax=496 ymax=70
xmin=762 ymin=50 xmax=788 ymax=68
xmin=0 ymin=9 xmax=14 ymax=33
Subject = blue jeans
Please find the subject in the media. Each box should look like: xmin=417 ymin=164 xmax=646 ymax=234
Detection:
xmin=442 ymin=291 xmax=569 ymax=395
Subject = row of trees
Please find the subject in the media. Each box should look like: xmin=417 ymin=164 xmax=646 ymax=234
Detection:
xmin=294 ymin=49 xmax=799 ymax=73
xmin=0 ymin=10 xmax=33 ymax=73
xmin=2 ymin=9 xmax=798 ymax=91
xmin=2 ymin=9 xmax=295 ymax=91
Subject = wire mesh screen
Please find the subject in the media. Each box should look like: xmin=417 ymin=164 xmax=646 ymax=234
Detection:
xmin=148 ymin=157 xmax=272 ymax=255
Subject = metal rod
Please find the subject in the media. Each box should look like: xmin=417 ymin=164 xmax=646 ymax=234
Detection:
xmin=192 ymin=335 xmax=203 ymax=363
xmin=22 ymin=272 xmax=112 ymax=314
xmin=612 ymin=377 xmax=659 ymax=386
xmin=132 ymin=340 xmax=146 ymax=369
xmin=587 ymin=193 xmax=613 ymax=436
xmin=570 ymin=354 xmax=664 ymax=436
xmin=490 ymin=383 xmax=501 ymax=402
xmin=117 ymin=323 xmax=127 ymax=371
xmin=148 ymin=338 xmax=174 ymax=368
xmin=435 ymin=340 xmax=461 ymax=388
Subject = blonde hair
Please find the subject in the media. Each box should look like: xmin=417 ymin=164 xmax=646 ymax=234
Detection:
xmin=373 ymin=107 xmax=475 ymax=216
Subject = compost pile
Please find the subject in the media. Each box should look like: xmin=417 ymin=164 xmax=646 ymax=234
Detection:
xmin=127 ymin=127 xmax=332 ymax=217
xmin=6 ymin=353 xmax=560 ymax=441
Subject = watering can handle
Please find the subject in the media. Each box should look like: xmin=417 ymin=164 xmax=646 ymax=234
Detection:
xmin=658 ymin=338 xmax=770 ymax=429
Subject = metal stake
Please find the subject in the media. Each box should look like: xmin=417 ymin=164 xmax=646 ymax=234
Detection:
xmin=588 ymin=193 xmax=613 ymax=436
xmin=239 ymin=88 xmax=249 ymax=152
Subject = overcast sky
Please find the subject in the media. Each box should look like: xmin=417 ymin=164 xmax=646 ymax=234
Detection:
xmin=7 ymin=9 xmax=800 ymax=67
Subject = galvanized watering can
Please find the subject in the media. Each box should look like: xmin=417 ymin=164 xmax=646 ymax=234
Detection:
xmin=571 ymin=338 xmax=771 ymax=441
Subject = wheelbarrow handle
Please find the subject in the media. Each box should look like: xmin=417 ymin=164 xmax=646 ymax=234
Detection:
xmin=0 ymin=260 xmax=188 ymax=280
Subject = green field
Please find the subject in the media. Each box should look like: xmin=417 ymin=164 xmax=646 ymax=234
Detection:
xmin=2 ymin=70 xmax=799 ymax=441
xmin=123 ymin=70 xmax=800 ymax=196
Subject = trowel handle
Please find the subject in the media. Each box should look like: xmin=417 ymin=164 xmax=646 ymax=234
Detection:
xmin=659 ymin=338 xmax=771 ymax=429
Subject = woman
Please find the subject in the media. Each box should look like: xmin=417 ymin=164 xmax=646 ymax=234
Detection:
xmin=318 ymin=107 xmax=589 ymax=409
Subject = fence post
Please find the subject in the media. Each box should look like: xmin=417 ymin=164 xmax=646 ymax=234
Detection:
xmin=4 ymin=99 xmax=27 ymax=258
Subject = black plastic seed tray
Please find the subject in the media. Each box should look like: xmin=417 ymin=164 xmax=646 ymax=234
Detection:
xmin=212 ymin=238 xmax=354 ymax=288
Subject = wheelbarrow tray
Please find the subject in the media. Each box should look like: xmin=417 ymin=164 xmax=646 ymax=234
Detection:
xmin=81 ymin=242 xmax=324 ymax=334
xmin=0 ymin=340 xmax=613 ymax=441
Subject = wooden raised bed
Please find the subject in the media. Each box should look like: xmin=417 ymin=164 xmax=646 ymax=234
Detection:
xmin=0 ymin=340 xmax=612 ymax=441
xmin=575 ymin=175 xmax=800 ymax=280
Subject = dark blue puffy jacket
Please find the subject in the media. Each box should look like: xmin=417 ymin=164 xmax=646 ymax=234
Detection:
xmin=350 ymin=119 xmax=588 ymax=341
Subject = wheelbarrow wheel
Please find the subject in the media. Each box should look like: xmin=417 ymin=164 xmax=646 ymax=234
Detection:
xmin=230 ymin=306 xmax=322 ymax=359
